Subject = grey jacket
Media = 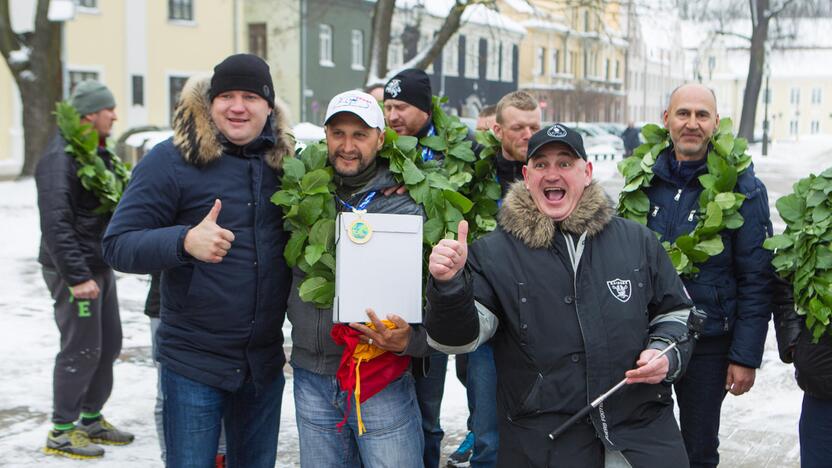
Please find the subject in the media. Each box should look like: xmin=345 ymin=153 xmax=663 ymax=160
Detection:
xmin=288 ymin=163 xmax=432 ymax=375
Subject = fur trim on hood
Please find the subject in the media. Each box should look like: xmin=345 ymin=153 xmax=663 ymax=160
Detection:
xmin=171 ymin=75 xmax=294 ymax=170
xmin=498 ymin=180 xmax=614 ymax=249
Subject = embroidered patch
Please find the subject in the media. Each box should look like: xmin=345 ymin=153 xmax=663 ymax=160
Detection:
xmin=606 ymin=278 xmax=632 ymax=303
xmin=546 ymin=124 xmax=568 ymax=138
xmin=385 ymin=79 xmax=402 ymax=98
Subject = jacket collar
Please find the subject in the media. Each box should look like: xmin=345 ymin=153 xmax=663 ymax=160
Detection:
xmin=653 ymin=145 xmax=708 ymax=185
xmin=498 ymin=180 xmax=614 ymax=249
xmin=171 ymin=76 xmax=294 ymax=170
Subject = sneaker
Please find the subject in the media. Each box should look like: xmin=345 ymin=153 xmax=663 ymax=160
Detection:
xmin=78 ymin=418 xmax=135 ymax=445
xmin=447 ymin=431 xmax=475 ymax=467
xmin=44 ymin=428 xmax=105 ymax=459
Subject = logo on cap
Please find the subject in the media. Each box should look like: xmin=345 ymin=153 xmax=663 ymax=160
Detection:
xmin=385 ymin=79 xmax=402 ymax=98
xmin=334 ymin=95 xmax=371 ymax=109
xmin=547 ymin=124 xmax=568 ymax=138
xmin=262 ymin=85 xmax=270 ymax=97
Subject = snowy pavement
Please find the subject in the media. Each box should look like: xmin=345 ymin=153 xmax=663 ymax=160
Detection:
xmin=1 ymin=135 xmax=831 ymax=467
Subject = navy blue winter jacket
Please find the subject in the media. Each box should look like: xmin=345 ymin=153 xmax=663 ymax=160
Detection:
xmin=646 ymin=147 xmax=774 ymax=368
xmin=103 ymin=77 xmax=294 ymax=392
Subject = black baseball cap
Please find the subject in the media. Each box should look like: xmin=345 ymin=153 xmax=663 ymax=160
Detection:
xmin=527 ymin=124 xmax=587 ymax=160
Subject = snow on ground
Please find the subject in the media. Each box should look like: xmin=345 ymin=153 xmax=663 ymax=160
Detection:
xmin=1 ymin=135 xmax=831 ymax=467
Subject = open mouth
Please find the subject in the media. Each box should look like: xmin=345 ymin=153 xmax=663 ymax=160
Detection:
xmin=544 ymin=187 xmax=566 ymax=201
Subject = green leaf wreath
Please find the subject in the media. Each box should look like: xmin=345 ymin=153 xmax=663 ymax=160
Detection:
xmin=272 ymin=96 xmax=500 ymax=308
xmin=764 ymin=169 xmax=832 ymax=340
xmin=617 ymin=118 xmax=752 ymax=276
xmin=55 ymin=102 xmax=131 ymax=214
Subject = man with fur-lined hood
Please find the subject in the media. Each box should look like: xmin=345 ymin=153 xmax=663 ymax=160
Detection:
xmin=103 ymin=54 xmax=293 ymax=468
xmin=425 ymin=124 xmax=695 ymax=467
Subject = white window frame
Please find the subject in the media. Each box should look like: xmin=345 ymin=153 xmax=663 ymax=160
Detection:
xmin=550 ymin=49 xmax=560 ymax=76
xmin=443 ymin=36 xmax=459 ymax=77
xmin=319 ymin=24 xmax=334 ymax=67
xmin=534 ymin=47 xmax=545 ymax=77
xmin=811 ymin=120 xmax=820 ymax=134
xmin=168 ymin=0 xmax=196 ymax=26
xmin=351 ymin=29 xmax=364 ymax=71
xmin=812 ymin=88 xmax=822 ymax=105
xmin=501 ymin=42 xmax=513 ymax=82
xmin=75 ymin=0 xmax=99 ymax=14
xmin=464 ymin=36 xmax=479 ymax=79
xmin=486 ymin=39 xmax=500 ymax=81
xmin=790 ymin=88 xmax=800 ymax=105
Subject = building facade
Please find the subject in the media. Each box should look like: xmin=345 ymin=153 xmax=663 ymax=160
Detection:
xmin=1 ymin=0 xmax=241 ymax=176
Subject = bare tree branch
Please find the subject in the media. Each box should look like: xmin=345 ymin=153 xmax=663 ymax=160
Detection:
xmin=0 ymin=0 xmax=22 ymax=63
xmin=367 ymin=0 xmax=395 ymax=83
xmin=714 ymin=29 xmax=753 ymax=42
xmin=766 ymin=0 xmax=799 ymax=19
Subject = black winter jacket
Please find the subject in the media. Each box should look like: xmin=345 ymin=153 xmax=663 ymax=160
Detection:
xmin=647 ymin=147 xmax=774 ymax=368
xmin=426 ymin=181 xmax=694 ymax=465
xmin=103 ymin=77 xmax=294 ymax=392
xmin=36 ymin=134 xmax=114 ymax=284
xmin=772 ymin=277 xmax=832 ymax=399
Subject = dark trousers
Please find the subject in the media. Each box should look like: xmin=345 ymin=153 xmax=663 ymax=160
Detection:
xmin=415 ymin=352 xmax=448 ymax=468
xmin=799 ymin=393 xmax=832 ymax=468
xmin=43 ymin=267 xmax=121 ymax=425
xmin=674 ymin=335 xmax=731 ymax=468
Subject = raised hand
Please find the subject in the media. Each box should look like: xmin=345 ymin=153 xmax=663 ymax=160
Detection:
xmin=428 ymin=220 xmax=469 ymax=282
xmin=184 ymin=199 xmax=236 ymax=263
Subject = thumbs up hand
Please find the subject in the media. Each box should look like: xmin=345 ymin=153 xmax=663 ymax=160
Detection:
xmin=184 ymin=199 xmax=236 ymax=263
xmin=429 ymin=220 xmax=469 ymax=282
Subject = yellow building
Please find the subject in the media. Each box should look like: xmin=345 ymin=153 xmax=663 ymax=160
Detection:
xmin=499 ymin=0 xmax=627 ymax=123
xmin=1 ymin=0 xmax=243 ymax=176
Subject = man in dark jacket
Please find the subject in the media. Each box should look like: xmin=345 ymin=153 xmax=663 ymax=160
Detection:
xmin=102 ymin=54 xmax=294 ymax=468
xmin=36 ymin=80 xmax=134 ymax=459
xmin=645 ymin=83 xmax=774 ymax=468
xmin=492 ymin=91 xmax=542 ymax=197
xmin=621 ymin=122 xmax=641 ymax=157
xmin=289 ymin=90 xmax=429 ymax=467
xmin=425 ymin=124 xmax=694 ymax=467
xmin=382 ymin=68 xmax=448 ymax=468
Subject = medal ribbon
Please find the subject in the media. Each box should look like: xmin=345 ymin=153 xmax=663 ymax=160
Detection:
xmin=421 ymin=123 xmax=436 ymax=162
xmin=337 ymin=190 xmax=379 ymax=213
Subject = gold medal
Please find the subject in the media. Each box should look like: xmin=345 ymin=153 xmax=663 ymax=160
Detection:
xmin=347 ymin=217 xmax=373 ymax=244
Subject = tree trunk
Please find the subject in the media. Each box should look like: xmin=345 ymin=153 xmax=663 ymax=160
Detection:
xmin=366 ymin=0 xmax=395 ymax=85
xmin=738 ymin=0 xmax=769 ymax=141
xmin=18 ymin=20 xmax=62 ymax=176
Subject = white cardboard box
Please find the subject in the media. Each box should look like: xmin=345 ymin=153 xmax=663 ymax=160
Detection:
xmin=333 ymin=212 xmax=423 ymax=323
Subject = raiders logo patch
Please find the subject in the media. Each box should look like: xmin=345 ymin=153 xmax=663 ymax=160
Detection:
xmin=606 ymin=278 xmax=632 ymax=303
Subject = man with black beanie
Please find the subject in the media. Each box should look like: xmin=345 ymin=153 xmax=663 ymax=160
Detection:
xmin=103 ymin=54 xmax=294 ymax=468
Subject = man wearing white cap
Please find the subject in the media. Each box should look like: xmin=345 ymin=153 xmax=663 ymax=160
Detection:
xmin=287 ymin=90 xmax=430 ymax=467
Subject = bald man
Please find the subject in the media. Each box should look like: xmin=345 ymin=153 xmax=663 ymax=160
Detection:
xmin=644 ymin=83 xmax=775 ymax=468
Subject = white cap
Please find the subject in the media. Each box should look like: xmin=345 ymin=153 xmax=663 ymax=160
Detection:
xmin=324 ymin=90 xmax=385 ymax=131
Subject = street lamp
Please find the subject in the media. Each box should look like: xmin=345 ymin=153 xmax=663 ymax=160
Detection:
xmin=762 ymin=46 xmax=771 ymax=156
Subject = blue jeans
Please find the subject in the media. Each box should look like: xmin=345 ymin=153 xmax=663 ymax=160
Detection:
xmin=800 ymin=393 xmax=832 ymax=468
xmin=674 ymin=336 xmax=730 ymax=468
xmin=161 ymin=365 xmax=284 ymax=468
xmin=293 ymin=365 xmax=423 ymax=468
xmin=467 ymin=343 xmax=498 ymax=467
xmin=415 ymin=352 xmax=448 ymax=468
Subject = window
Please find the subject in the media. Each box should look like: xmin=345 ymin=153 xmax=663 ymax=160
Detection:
xmin=811 ymin=120 xmax=820 ymax=134
xmin=76 ymin=0 xmax=97 ymax=8
xmin=351 ymin=30 xmax=364 ymax=70
xmin=464 ymin=37 xmax=479 ymax=79
xmin=615 ymin=60 xmax=620 ymax=80
xmin=764 ymin=88 xmax=772 ymax=104
xmin=790 ymin=88 xmax=800 ymax=105
xmin=443 ymin=36 xmax=459 ymax=77
xmin=486 ymin=40 xmax=500 ymax=81
xmin=605 ymin=59 xmax=610 ymax=81
xmin=388 ymin=41 xmax=403 ymax=69
xmin=812 ymin=88 xmax=822 ymax=105
xmin=534 ymin=47 xmax=545 ymax=76
xmin=501 ymin=42 xmax=514 ymax=82
xmin=248 ymin=23 xmax=267 ymax=59
xmin=551 ymin=49 xmax=560 ymax=75
xmin=68 ymin=70 xmax=99 ymax=94
xmin=131 ymin=75 xmax=144 ymax=106
xmin=584 ymin=10 xmax=590 ymax=32
xmin=169 ymin=76 xmax=190 ymax=124
xmin=790 ymin=120 xmax=799 ymax=135
xmin=319 ymin=24 xmax=333 ymax=67
xmin=583 ymin=50 xmax=589 ymax=78
xmin=168 ymin=0 xmax=193 ymax=21
xmin=569 ymin=51 xmax=577 ymax=74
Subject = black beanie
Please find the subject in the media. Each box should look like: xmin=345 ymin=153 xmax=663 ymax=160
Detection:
xmin=210 ymin=54 xmax=275 ymax=107
xmin=383 ymin=68 xmax=432 ymax=113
